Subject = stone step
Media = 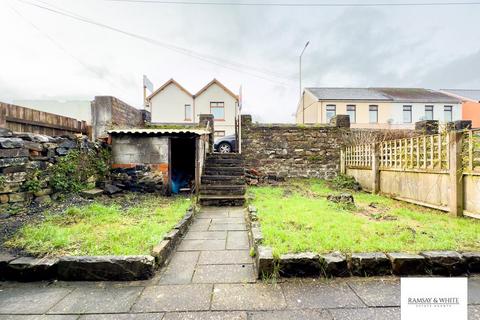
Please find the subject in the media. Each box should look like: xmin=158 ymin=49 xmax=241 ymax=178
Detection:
xmin=200 ymin=185 xmax=246 ymax=196
xmin=205 ymin=158 xmax=244 ymax=166
xmin=199 ymin=195 xmax=246 ymax=207
xmin=201 ymin=175 xmax=245 ymax=185
xmin=208 ymin=153 xmax=244 ymax=160
xmin=203 ymin=167 xmax=245 ymax=176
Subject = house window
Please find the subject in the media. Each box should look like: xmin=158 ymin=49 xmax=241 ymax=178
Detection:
xmin=425 ymin=105 xmax=434 ymax=120
xmin=346 ymin=105 xmax=356 ymax=123
xmin=403 ymin=105 xmax=412 ymax=123
xmin=326 ymin=105 xmax=336 ymax=122
xmin=369 ymin=105 xmax=378 ymax=123
xmin=444 ymin=105 xmax=453 ymax=122
xmin=214 ymin=131 xmax=225 ymax=138
xmin=210 ymin=102 xmax=225 ymax=120
xmin=184 ymin=104 xmax=192 ymax=121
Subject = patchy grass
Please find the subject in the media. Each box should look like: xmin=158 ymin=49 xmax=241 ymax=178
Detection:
xmin=6 ymin=194 xmax=191 ymax=256
xmin=248 ymin=179 xmax=480 ymax=257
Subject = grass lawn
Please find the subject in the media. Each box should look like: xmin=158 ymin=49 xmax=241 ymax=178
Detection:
xmin=6 ymin=194 xmax=191 ymax=256
xmin=248 ymin=179 xmax=480 ymax=257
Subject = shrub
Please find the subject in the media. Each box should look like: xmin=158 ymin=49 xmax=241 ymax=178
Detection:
xmin=330 ymin=174 xmax=362 ymax=191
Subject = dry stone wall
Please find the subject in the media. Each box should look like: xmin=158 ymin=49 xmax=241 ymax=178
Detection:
xmin=241 ymin=115 xmax=347 ymax=181
xmin=0 ymin=128 xmax=101 ymax=214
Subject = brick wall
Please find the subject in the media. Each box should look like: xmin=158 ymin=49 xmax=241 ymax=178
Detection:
xmin=241 ymin=115 xmax=347 ymax=181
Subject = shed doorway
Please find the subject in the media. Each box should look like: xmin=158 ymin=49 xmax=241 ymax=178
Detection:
xmin=170 ymin=136 xmax=196 ymax=194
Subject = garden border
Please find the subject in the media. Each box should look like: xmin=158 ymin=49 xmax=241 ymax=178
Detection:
xmin=247 ymin=205 xmax=480 ymax=278
xmin=0 ymin=206 xmax=195 ymax=281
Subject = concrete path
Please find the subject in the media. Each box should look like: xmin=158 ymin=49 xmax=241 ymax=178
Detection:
xmin=1 ymin=207 xmax=480 ymax=319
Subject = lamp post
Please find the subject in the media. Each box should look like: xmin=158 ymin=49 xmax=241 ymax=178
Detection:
xmin=300 ymin=41 xmax=309 ymax=123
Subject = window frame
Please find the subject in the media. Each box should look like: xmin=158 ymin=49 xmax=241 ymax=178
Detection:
xmin=369 ymin=105 xmax=378 ymax=123
xmin=403 ymin=105 xmax=412 ymax=123
xmin=326 ymin=104 xmax=336 ymax=122
xmin=210 ymin=102 xmax=225 ymax=121
xmin=346 ymin=105 xmax=356 ymax=123
xmin=444 ymin=105 xmax=453 ymax=122
xmin=184 ymin=104 xmax=192 ymax=121
xmin=425 ymin=105 xmax=434 ymax=121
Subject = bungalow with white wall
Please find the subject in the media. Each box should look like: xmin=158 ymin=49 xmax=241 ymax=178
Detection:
xmin=147 ymin=78 xmax=239 ymax=137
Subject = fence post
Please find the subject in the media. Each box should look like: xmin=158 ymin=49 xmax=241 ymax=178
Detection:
xmin=340 ymin=149 xmax=346 ymax=175
xmin=0 ymin=103 xmax=6 ymax=128
xmin=449 ymin=130 xmax=464 ymax=217
xmin=371 ymin=143 xmax=380 ymax=194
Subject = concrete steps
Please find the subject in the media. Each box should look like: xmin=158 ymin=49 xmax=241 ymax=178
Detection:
xmin=199 ymin=153 xmax=246 ymax=206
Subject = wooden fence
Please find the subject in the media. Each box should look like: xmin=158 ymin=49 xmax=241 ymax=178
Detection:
xmin=0 ymin=102 xmax=88 ymax=136
xmin=342 ymin=129 xmax=480 ymax=219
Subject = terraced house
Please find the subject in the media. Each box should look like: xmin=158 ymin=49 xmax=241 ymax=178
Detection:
xmin=296 ymin=87 xmax=462 ymax=129
xmin=147 ymin=78 xmax=240 ymax=137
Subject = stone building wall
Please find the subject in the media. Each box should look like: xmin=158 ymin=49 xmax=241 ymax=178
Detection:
xmin=241 ymin=115 xmax=347 ymax=181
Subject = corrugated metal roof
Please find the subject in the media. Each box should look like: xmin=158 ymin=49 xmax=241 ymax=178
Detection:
xmin=440 ymin=89 xmax=480 ymax=102
xmin=306 ymin=88 xmax=391 ymax=101
xmin=107 ymin=128 xmax=210 ymax=135
xmin=373 ymin=88 xmax=461 ymax=103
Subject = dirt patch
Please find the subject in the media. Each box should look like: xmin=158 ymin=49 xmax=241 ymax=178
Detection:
xmin=355 ymin=202 xmax=398 ymax=221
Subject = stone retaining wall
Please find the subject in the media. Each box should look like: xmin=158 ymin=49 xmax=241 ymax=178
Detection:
xmin=0 ymin=128 xmax=103 ymax=213
xmin=248 ymin=206 xmax=480 ymax=278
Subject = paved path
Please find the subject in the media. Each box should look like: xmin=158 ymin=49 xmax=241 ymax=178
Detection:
xmin=1 ymin=207 xmax=480 ymax=319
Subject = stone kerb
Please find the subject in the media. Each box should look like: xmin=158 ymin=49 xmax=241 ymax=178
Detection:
xmin=247 ymin=206 xmax=480 ymax=279
xmin=0 ymin=207 xmax=195 ymax=282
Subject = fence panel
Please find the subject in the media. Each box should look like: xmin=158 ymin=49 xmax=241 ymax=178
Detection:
xmin=379 ymin=133 xmax=449 ymax=171
xmin=0 ymin=102 xmax=87 ymax=136
xmin=345 ymin=144 xmax=373 ymax=169
xmin=464 ymin=129 xmax=480 ymax=173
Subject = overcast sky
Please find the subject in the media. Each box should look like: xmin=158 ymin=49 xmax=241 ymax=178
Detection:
xmin=1 ymin=0 xmax=479 ymax=122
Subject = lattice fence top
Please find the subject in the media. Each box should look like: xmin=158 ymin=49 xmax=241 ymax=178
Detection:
xmin=464 ymin=129 xmax=480 ymax=173
xmin=344 ymin=144 xmax=373 ymax=168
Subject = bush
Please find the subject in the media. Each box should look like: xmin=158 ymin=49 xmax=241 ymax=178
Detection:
xmin=330 ymin=174 xmax=362 ymax=191
xmin=49 ymin=148 xmax=111 ymax=194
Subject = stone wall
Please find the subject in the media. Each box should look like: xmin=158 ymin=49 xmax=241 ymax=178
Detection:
xmin=241 ymin=115 xmax=347 ymax=181
xmin=0 ymin=128 xmax=99 ymax=213
xmin=91 ymin=96 xmax=147 ymax=140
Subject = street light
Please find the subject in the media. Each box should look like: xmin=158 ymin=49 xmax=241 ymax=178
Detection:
xmin=300 ymin=41 xmax=310 ymax=123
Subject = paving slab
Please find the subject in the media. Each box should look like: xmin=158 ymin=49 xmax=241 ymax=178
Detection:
xmin=159 ymin=252 xmax=199 ymax=284
xmin=79 ymin=314 xmax=164 ymax=320
xmin=188 ymin=223 xmax=210 ymax=231
xmin=228 ymin=210 xmax=245 ymax=218
xmin=249 ymin=310 xmax=333 ymax=320
xmin=330 ymin=307 xmax=400 ymax=320
xmin=198 ymin=250 xmax=253 ymax=265
xmin=132 ymin=284 xmax=212 ymax=312
xmin=209 ymin=223 xmax=247 ymax=231
xmin=196 ymin=211 xmax=228 ymax=219
xmin=184 ymin=231 xmax=227 ymax=240
xmin=192 ymin=264 xmax=256 ymax=284
xmin=226 ymin=232 xmax=250 ymax=250
xmin=211 ymin=283 xmax=286 ymax=311
xmin=163 ymin=311 xmax=247 ymax=320
xmin=347 ymin=278 xmax=400 ymax=307
xmin=211 ymin=218 xmax=245 ymax=224
xmin=177 ymin=240 xmax=226 ymax=251
xmin=281 ymin=281 xmax=365 ymax=309
xmin=0 ymin=287 xmax=72 ymax=314
xmin=48 ymin=287 xmax=143 ymax=314
xmin=0 ymin=316 xmax=79 ymax=320
xmin=470 ymin=277 xmax=480 ymax=305
xmin=470 ymin=305 xmax=480 ymax=320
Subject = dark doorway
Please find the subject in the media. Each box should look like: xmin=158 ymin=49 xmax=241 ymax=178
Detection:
xmin=170 ymin=136 xmax=196 ymax=194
